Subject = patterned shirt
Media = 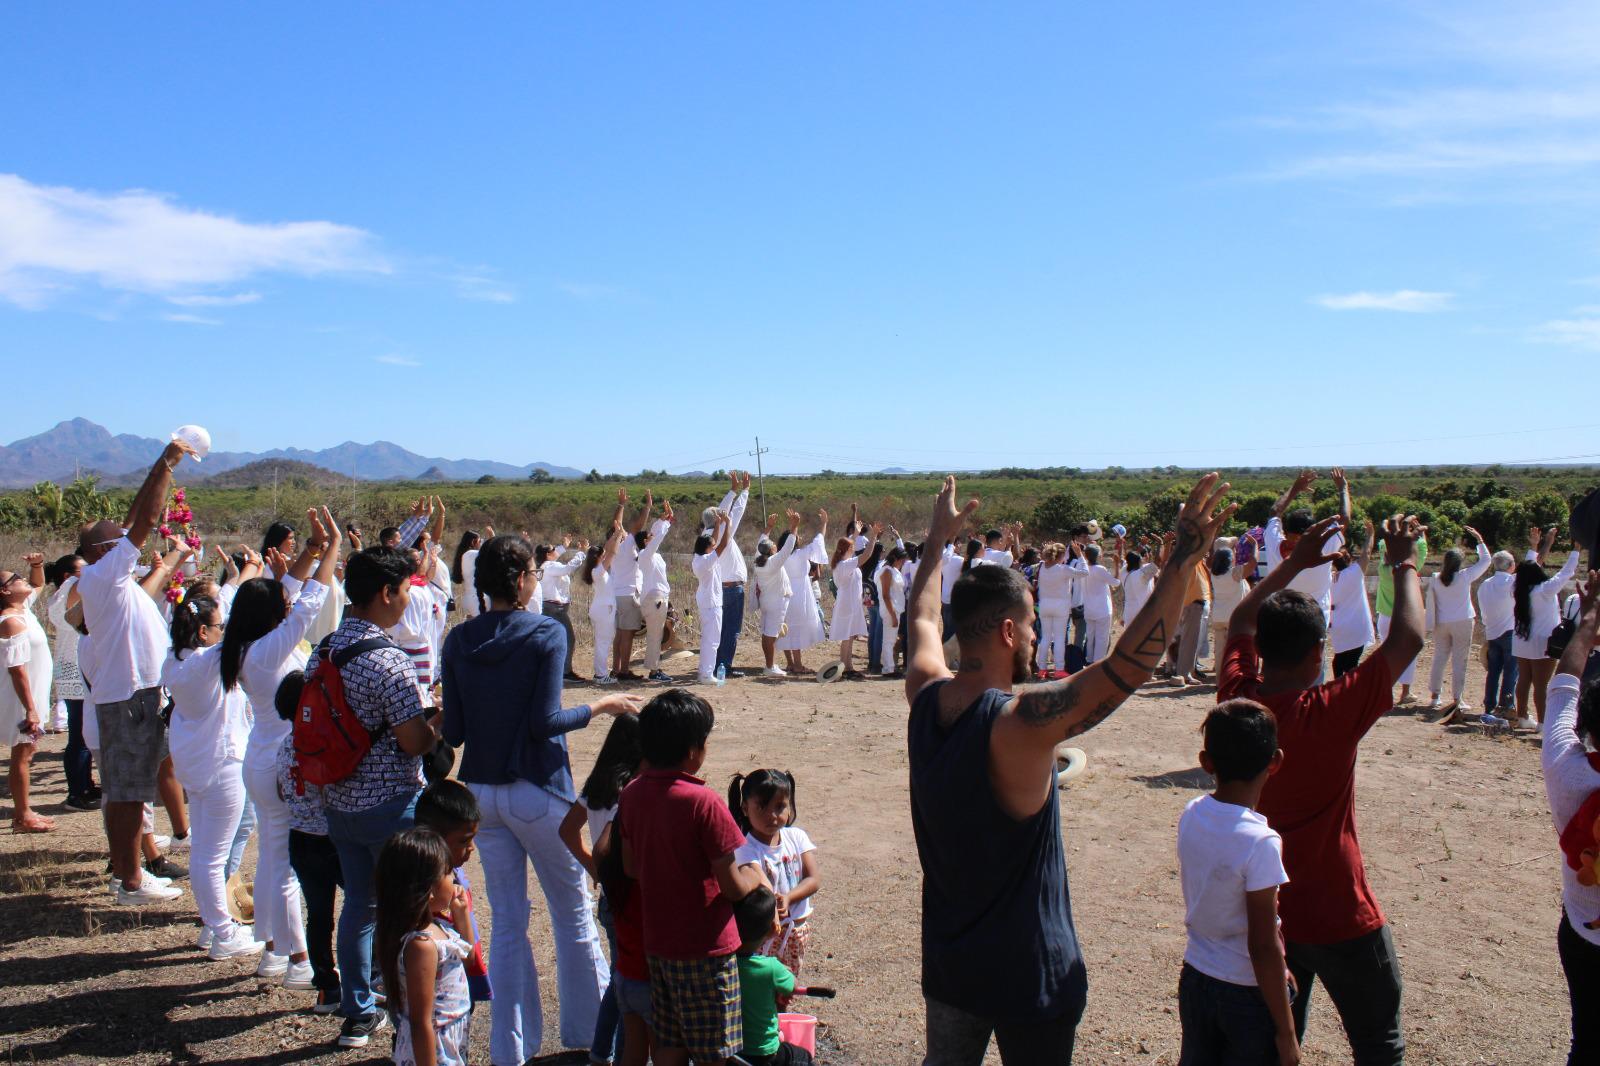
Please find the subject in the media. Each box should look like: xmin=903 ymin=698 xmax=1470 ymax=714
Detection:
xmin=309 ymin=617 xmax=427 ymax=813
xmin=276 ymin=733 xmax=329 ymax=835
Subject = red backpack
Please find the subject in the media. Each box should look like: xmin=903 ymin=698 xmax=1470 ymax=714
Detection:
xmin=291 ymin=636 xmax=394 ymax=793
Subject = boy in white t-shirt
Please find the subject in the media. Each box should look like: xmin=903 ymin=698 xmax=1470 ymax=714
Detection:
xmin=1177 ymin=699 xmax=1298 ymax=1066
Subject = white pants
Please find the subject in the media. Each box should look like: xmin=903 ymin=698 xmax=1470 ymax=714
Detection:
xmin=468 ymin=780 xmax=607 ymax=1065
xmin=242 ymin=761 xmax=306 ymax=956
xmin=641 ymin=594 xmax=671 ymax=671
xmin=1084 ymin=614 xmax=1113 ymax=665
xmin=589 ymin=605 xmax=616 ymax=679
xmin=189 ymin=761 xmax=247 ymax=935
xmin=49 ymin=699 xmax=68 ymax=731
xmin=698 ymin=602 xmax=724 ymax=679
xmin=1429 ymin=617 xmax=1474 ymax=700
xmin=1376 ymin=613 xmax=1418 ymax=685
xmin=1036 ymin=604 xmax=1071 ymax=672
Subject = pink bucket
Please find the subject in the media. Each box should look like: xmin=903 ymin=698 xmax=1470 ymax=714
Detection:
xmin=777 ymin=1013 xmax=818 ymax=1053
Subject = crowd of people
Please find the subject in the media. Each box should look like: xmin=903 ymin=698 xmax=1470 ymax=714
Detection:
xmin=3 ymin=444 xmax=1599 ymax=1065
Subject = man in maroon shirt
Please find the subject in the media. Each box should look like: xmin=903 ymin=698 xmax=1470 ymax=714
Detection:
xmin=618 ymin=689 xmax=762 ymax=1066
xmin=1219 ymin=512 xmax=1425 ymax=1066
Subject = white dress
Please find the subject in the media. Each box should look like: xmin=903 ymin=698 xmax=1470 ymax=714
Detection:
xmin=778 ymin=536 xmax=828 ymax=651
xmin=1 ymin=591 xmax=52 ymax=746
xmin=829 ymin=554 xmax=869 ymax=642
xmin=754 ymin=536 xmax=798 ymax=638
xmin=877 ymin=565 xmax=906 ymax=629
xmin=47 ymin=579 xmax=84 ymax=702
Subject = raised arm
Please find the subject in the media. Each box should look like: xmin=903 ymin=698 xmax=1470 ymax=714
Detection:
xmin=1375 ymin=515 xmax=1427 ymax=676
xmin=610 ymin=488 xmax=627 ymax=533
xmin=1229 ymin=515 xmax=1344 ymax=646
xmin=1271 ymin=470 xmax=1316 ymax=519
xmin=1332 ymin=466 xmax=1352 ymax=527
xmin=632 ymin=489 xmax=653 ymax=535
xmin=904 ymin=480 xmax=978 ymax=697
xmin=126 ymin=439 xmax=196 ymax=549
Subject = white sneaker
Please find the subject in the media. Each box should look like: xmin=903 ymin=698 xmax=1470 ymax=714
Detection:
xmin=763 ymin=666 xmax=788 ymax=677
xmin=209 ymin=923 xmax=265 ymax=960
xmin=256 ymin=952 xmax=289 ymax=978
xmin=1455 ymin=701 xmax=1472 ymax=714
xmin=594 ymin=674 xmax=618 ymax=686
xmin=283 ymin=959 xmax=316 ymax=990
xmin=197 ymin=926 xmax=213 ymax=950
xmin=167 ymin=833 xmax=191 ymax=852
xmin=116 ymin=879 xmax=182 ymax=905
xmin=112 ymin=873 xmax=172 ymax=895
xmin=1516 ymin=717 xmax=1539 ymax=731
xmin=151 ymin=834 xmax=171 ymax=850
xmin=1426 ymin=696 xmax=1440 ymax=711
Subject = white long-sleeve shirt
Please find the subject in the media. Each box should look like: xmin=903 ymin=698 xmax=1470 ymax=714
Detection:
xmin=162 ymin=642 xmax=251 ymax=792
xmin=1521 ymin=550 xmax=1581 ymax=644
xmin=1426 ymin=543 xmax=1491 ymax=626
xmin=1081 ymin=565 xmax=1122 ymax=621
xmin=1478 ymin=571 xmax=1516 ymax=639
xmin=540 ymin=550 xmax=585 ymax=606
xmin=640 ymin=519 xmax=673 ymax=600
xmin=753 ymin=534 xmax=798 ymax=606
xmin=1264 ymin=516 xmax=1341 ymax=615
xmin=241 ymin=578 xmax=330 ymax=774
xmin=706 ymin=491 xmax=750 ymax=584
xmin=1543 ymin=674 xmax=1600 ymax=948
xmin=1036 ymin=561 xmax=1077 ymax=608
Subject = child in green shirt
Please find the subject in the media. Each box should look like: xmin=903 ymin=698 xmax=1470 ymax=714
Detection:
xmin=732 ymin=886 xmax=814 ymax=1066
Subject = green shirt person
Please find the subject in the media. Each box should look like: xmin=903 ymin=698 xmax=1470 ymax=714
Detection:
xmin=1375 ymin=534 xmax=1427 ymax=617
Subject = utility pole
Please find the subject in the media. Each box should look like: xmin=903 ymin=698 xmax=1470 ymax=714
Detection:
xmin=750 ymin=437 xmax=770 ymax=526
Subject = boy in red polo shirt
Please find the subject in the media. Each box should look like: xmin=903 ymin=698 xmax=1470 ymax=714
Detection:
xmin=617 ymin=689 xmax=762 ymax=1066
xmin=1218 ymin=511 xmax=1425 ymax=1066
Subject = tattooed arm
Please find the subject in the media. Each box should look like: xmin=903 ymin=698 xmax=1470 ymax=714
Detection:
xmin=988 ymin=475 xmax=1237 ymax=818
xmin=905 ymin=478 xmax=978 ymax=701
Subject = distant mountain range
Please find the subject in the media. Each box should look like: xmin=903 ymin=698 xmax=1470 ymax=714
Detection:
xmin=0 ymin=418 xmax=584 ymax=487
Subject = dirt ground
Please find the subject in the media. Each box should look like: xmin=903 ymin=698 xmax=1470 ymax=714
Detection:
xmin=0 ymin=633 xmax=1576 ymax=1065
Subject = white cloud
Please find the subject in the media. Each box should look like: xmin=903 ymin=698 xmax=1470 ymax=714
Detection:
xmin=165 ymin=291 xmax=262 ymax=307
xmin=162 ymin=312 xmax=222 ymax=326
xmin=373 ymin=353 xmax=421 ymax=367
xmin=453 ymin=273 xmax=516 ymax=303
xmin=0 ymin=174 xmax=389 ymax=308
xmin=1533 ymin=314 xmax=1600 ymax=350
xmin=1315 ymin=290 xmax=1455 ymax=312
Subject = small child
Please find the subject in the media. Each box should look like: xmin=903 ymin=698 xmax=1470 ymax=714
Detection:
xmin=1176 ymin=699 xmax=1297 ymax=1066
xmin=274 ymin=670 xmax=342 ymax=1012
xmin=616 ymin=688 xmax=761 ymax=1065
xmin=375 ymin=828 xmax=472 ymax=1066
xmin=732 ymin=886 xmax=815 ymax=1066
xmin=413 ymin=780 xmax=490 ymax=1005
xmin=729 ymin=769 xmax=820 ymax=978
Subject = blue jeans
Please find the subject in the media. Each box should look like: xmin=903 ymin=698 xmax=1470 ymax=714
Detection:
xmin=1177 ymin=963 xmax=1281 ymax=1065
xmin=325 ymin=789 xmax=421 ymax=1019
xmin=225 ymin=799 xmax=256 ymax=881
xmin=716 ymin=584 xmax=746 ymax=673
xmin=591 ymin=893 xmax=623 ymax=1063
xmin=62 ymin=699 xmax=94 ymax=798
xmin=1484 ymin=632 xmax=1517 ymax=710
xmin=867 ymin=607 xmax=885 ymax=673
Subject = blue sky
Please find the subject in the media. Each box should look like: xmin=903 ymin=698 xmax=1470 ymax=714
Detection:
xmin=5 ymin=2 xmax=1600 ymax=474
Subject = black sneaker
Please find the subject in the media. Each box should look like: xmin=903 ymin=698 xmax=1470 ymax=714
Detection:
xmin=647 ymin=670 xmax=672 ymax=683
xmin=312 ymin=987 xmax=342 ymax=1015
xmin=725 ymin=669 xmax=747 ymax=679
xmin=338 ymin=1012 xmax=389 ymax=1048
xmin=65 ymin=794 xmax=98 ymax=811
xmin=145 ymin=856 xmax=189 ymax=880
xmin=84 ymin=785 xmax=102 ymax=802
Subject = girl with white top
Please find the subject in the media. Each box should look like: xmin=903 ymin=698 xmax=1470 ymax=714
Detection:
xmin=1327 ymin=527 xmax=1376 ymax=678
xmin=1425 ymin=528 xmax=1492 ymax=718
xmin=45 ymin=554 xmax=96 ymax=808
xmin=753 ymin=510 xmax=803 ymax=678
xmin=1035 ymin=544 xmax=1076 ymax=676
xmin=2 ymin=553 xmax=54 ymax=833
xmin=1512 ymin=534 xmax=1582 ymax=728
xmin=877 ymin=546 xmax=909 ymax=677
xmin=1205 ymin=544 xmax=1251 ymax=665
xmin=729 ymin=769 xmax=821 ymax=978
xmin=1079 ymin=543 xmax=1122 ymax=666
xmin=450 ymin=530 xmax=484 ymax=619
xmin=581 ymin=526 xmax=625 ymax=685
xmin=1120 ymin=546 xmax=1159 ymax=626
xmin=224 ymin=508 xmax=340 ymax=988
xmin=778 ymin=511 xmax=830 ymax=675
xmin=1477 ymin=550 xmax=1520 ymax=716
xmin=693 ymin=511 xmax=733 ymax=683
xmin=538 ymin=538 xmax=588 ymax=681
xmin=1543 ymin=586 xmax=1600 ymax=1062
xmin=829 ymin=522 xmax=882 ymax=679
xmin=162 ymin=592 xmax=263 ymax=960
xmin=638 ymin=503 xmax=675 ymax=683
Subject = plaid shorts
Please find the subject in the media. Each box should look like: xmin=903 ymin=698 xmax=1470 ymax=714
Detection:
xmin=647 ymin=953 xmax=742 ymax=1060
xmin=96 ymin=687 xmax=168 ymax=803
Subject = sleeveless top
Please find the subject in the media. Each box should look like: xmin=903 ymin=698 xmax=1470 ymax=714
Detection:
xmin=393 ymin=926 xmax=472 ymax=1066
xmin=908 ymin=681 xmax=1086 ymax=1021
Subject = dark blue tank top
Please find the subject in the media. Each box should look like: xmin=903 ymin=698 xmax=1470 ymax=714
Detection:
xmin=908 ymin=681 xmax=1086 ymax=1021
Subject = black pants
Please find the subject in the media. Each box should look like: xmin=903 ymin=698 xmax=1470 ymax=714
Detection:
xmin=1177 ymin=963 xmax=1280 ymax=1065
xmin=1285 ymin=925 xmax=1404 ymax=1066
xmin=741 ymin=1042 xmax=815 ymax=1066
xmin=1332 ymin=647 xmax=1364 ymax=679
xmin=62 ymin=699 xmax=95 ymax=798
xmin=923 ymin=994 xmax=1083 ymax=1065
xmin=545 ymin=601 xmax=577 ymax=676
xmin=1559 ymin=913 xmax=1600 ymax=1064
xmin=288 ymin=829 xmax=344 ymax=991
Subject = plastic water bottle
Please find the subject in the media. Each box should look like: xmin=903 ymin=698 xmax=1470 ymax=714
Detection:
xmin=714 ymin=663 xmax=726 ymax=686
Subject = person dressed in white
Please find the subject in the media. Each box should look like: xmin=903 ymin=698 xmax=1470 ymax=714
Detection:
xmin=1327 ymin=522 xmax=1376 ymax=680
xmin=2 ymin=553 xmax=54 ymax=833
xmin=162 ymin=590 xmax=263 ymax=960
xmin=829 ymin=522 xmax=882 ymax=678
xmin=226 ymin=507 xmax=340 ymax=988
xmin=608 ymin=489 xmax=649 ymax=681
xmin=451 ymin=529 xmax=485 ymax=620
xmin=1512 ymin=526 xmax=1582 ymax=729
xmin=1541 ymin=582 xmax=1600 ymax=1062
xmin=778 ymin=510 xmax=830 ymax=675
xmin=1079 ymin=543 xmax=1122 ymax=665
xmin=1424 ymin=527 xmax=1492 ymax=720
xmin=1263 ymin=470 xmax=1344 ymax=621
xmin=580 ymin=523 xmax=625 ymax=685
xmin=388 ymin=546 xmax=445 ymax=707
xmin=637 ymin=500 xmax=675 ymax=684
xmin=877 ymin=545 xmax=908 ymax=677
xmin=1476 ymin=550 xmax=1520 ymax=719
xmin=752 ymin=510 xmax=803 ymax=677
xmin=1205 ymin=543 xmax=1252 ymax=668
xmin=703 ymin=472 xmax=752 ymax=678
xmin=45 ymin=555 xmax=95 ymax=807
xmin=693 ymin=511 xmax=734 ymax=683
xmin=1034 ymin=544 xmax=1076 ymax=676
xmin=539 ymin=536 xmax=588 ymax=681
xmin=1120 ymin=547 xmax=1159 ymax=626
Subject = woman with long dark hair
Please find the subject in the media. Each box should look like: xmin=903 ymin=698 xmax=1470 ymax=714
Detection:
xmin=1424 ymin=527 xmax=1491 ymax=719
xmin=1512 ymin=529 xmax=1580 ymax=729
xmin=44 ymin=553 xmax=96 ymax=808
xmin=450 ymin=529 xmax=484 ymax=619
xmin=225 ymin=508 xmax=341 ymax=988
xmin=829 ymin=522 xmax=882 ymax=679
xmin=440 ymin=534 xmax=640 ymax=1065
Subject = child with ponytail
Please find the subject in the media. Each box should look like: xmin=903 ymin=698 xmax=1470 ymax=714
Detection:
xmin=728 ymin=769 xmax=821 ymax=977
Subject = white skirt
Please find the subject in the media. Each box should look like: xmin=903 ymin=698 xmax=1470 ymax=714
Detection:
xmin=761 ymin=596 xmax=791 ymax=639
xmin=829 ymin=601 xmax=868 ymax=642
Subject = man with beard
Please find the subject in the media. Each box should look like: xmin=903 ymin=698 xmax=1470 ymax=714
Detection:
xmin=901 ymin=474 xmax=1236 ymax=1064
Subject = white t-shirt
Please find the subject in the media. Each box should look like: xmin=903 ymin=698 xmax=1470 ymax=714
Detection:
xmin=610 ymin=537 xmax=642 ymax=601
xmin=459 ymin=548 xmax=480 ymax=618
xmin=75 ymin=538 xmax=171 ymax=705
xmin=1264 ymin=517 xmax=1342 ymax=615
xmin=734 ymin=826 xmax=818 ymax=924
xmin=1122 ymin=564 xmax=1157 ymax=620
xmin=982 ymin=547 xmax=1014 ymax=569
xmin=693 ymin=551 xmax=723 ymax=610
xmin=1177 ymin=794 xmax=1288 ymax=987
xmin=1327 ymin=564 xmax=1375 ymax=655
xmin=1208 ymin=568 xmax=1248 ymax=627
xmin=1477 ymin=571 xmax=1516 ymax=640
xmin=939 ymin=550 xmax=965 ymax=605
xmin=582 ymin=798 xmax=618 ymax=852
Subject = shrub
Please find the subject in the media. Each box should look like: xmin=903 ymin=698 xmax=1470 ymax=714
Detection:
xmin=1467 ymin=496 xmax=1528 ymax=551
xmin=1033 ymin=490 xmax=1099 ymax=535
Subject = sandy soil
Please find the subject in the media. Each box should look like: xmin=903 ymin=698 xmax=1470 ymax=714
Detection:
xmin=0 ymin=634 xmax=1575 ymax=1065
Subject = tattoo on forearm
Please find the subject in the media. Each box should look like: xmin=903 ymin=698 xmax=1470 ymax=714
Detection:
xmin=1101 ymin=662 xmax=1139 ymax=696
xmin=1171 ymin=518 xmax=1203 ymax=564
xmin=1015 ymin=682 xmax=1080 ymax=724
xmin=1132 ymin=620 xmax=1168 ymax=662
xmin=1063 ymin=698 xmax=1119 ymax=738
